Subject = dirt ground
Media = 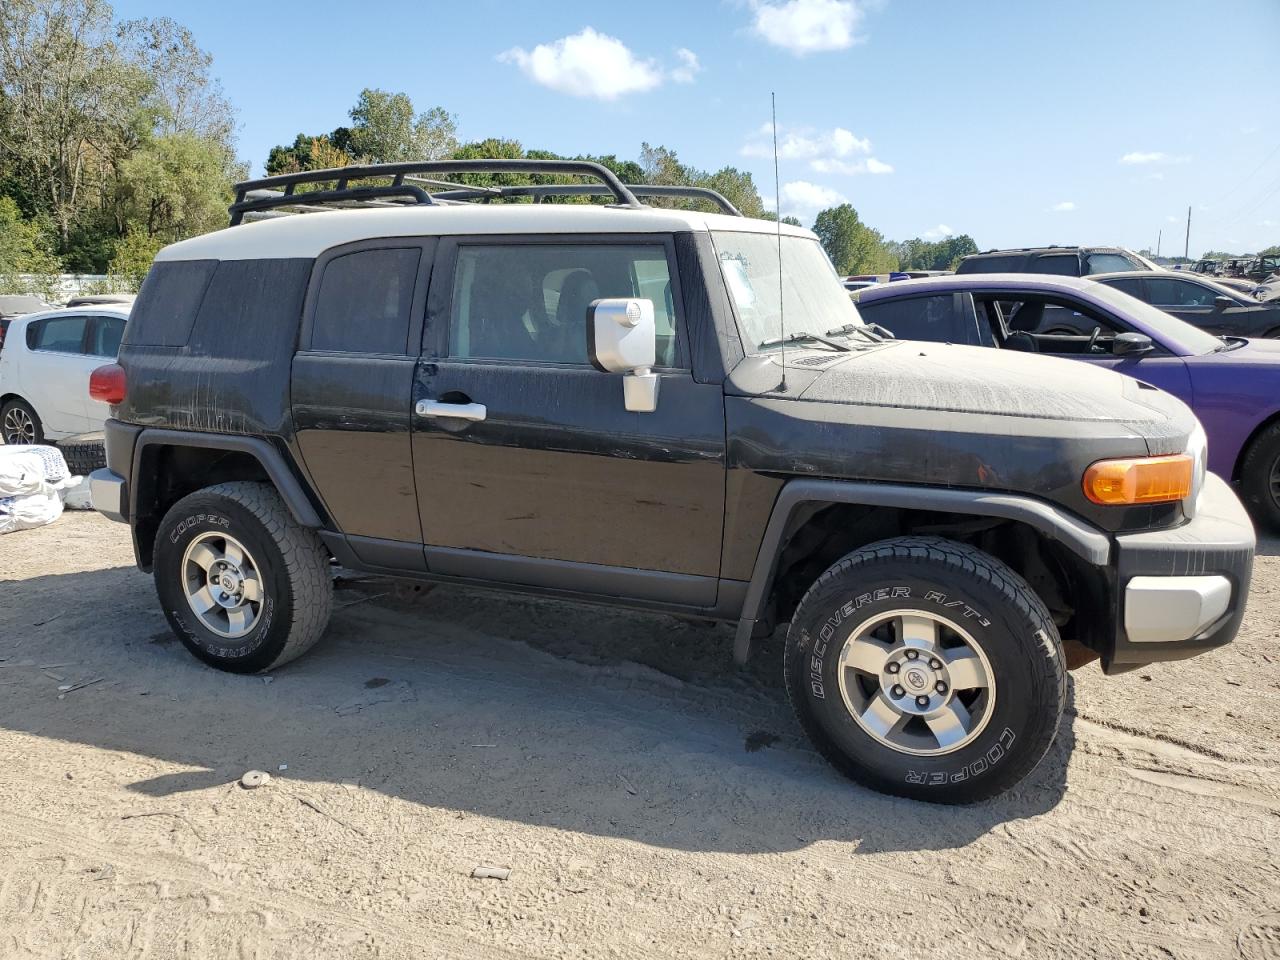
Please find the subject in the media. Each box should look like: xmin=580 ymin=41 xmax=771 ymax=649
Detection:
xmin=1 ymin=512 xmax=1278 ymax=960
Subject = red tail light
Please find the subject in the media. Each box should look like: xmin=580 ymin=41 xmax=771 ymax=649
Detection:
xmin=90 ymin=363 xmax=127 ymax=405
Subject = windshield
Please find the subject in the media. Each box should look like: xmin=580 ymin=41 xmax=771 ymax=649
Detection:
xmin=1089 ymin=282 xmax=1224 ymax=354
xmin=712 ymin=231 xmax=863 ymax=351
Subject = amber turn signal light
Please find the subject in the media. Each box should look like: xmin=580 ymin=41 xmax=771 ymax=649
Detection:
xmin=1082 ymin=454 xmax=1193 ymax=506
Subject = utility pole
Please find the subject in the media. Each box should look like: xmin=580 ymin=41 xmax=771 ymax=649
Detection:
xmin=1157 ymin=229 xmax=1162 ymax=258
xmin=1184 ymin=205 xmax=1191 ymax=261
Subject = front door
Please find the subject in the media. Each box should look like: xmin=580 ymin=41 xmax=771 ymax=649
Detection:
xmin=411 ymin=235 xmax=727 ymax=606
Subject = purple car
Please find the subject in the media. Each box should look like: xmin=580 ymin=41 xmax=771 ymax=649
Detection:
xmin=855 ymin=274 xmax=1280 ymax=530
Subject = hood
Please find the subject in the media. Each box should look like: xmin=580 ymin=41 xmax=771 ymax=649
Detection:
xmin=1217 ymin=337 xmax=1280 ymax=363
xmin=782 ymin=341 xmax=1188 ymax=432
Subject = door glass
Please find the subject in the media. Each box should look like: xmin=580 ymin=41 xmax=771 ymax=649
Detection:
xmin=1034 ymin=255 xmax=1079 ymax=276
xmin=450 ymin=243 xmax=677 ymax=366
xmin=29 ymin=315 xmax=87 ymax=353
xmin=89 ymin=316 xmax=125 ymax=357
xmin=1146 ymin=277 xmax=1214 ymax=307
xmin=1100 ymin=277 xmax=1143 ymax=297
xmin=311 ymin=248 xmax=420 ymax=354
xmin=1085 ymin=253 xmax=1140 ymax=274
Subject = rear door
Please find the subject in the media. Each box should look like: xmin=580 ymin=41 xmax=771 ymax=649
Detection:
xmin=21 ymin=312 xmax=99 ymax=434
xmin=83 ymin=313 xmax=127 ymax=429
xmin=411 ymin=234 xmax=727 ymax=605
xmin=291 ymin=239 xmax=434 ymax=568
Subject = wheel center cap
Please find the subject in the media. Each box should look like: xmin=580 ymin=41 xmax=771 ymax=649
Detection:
xmin=904 ymin=667 xmax=930 ymax=691
xmin=220 ymin=572 xmax=240 ymax=592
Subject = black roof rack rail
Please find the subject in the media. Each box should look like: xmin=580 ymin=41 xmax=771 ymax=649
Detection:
xmin=229 ymin=159 xmax=644 ymax=225
xmin=428 ymin=182 xmax=743 ymax=217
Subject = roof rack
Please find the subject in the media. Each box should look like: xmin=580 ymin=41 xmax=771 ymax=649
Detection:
xmin=229 ymin=159 xmax=646 ymax=225
xmin=228 ymin=158 xmax=744 ymax=224
xmin=428 ymin=183 xmax=742 ymax=217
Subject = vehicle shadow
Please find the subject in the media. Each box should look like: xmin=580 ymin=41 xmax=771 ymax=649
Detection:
xmin=0 ymin=565 xmax=1074 ymax=856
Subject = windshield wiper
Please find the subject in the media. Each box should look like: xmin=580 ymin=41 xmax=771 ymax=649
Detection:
xmin=827 ymin=322 xmax=892 ymax=343
xmin=759 ymin=331 xmax=852 ymax=352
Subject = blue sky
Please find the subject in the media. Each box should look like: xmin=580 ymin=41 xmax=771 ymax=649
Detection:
xmin=115 ymin=0 xmax=1280 ymax=255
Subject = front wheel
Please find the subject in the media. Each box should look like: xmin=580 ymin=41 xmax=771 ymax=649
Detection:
xmin=1239 ymin=422 xmax=1280 ymax=533
xmin=784 ymin=537 xmax=1066 ymax=804
xmin=154 ymin=481 xmax=333 ymax=673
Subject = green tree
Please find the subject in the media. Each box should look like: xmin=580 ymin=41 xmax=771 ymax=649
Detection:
xmin=0 ymin=196 xmax=62 ymax=298
xmin=348 ymin=88 xmax=456 ymax=162
xmin=1260 ymin=245 xmax=1280 ymax=257
xmin=107 ymin=229 xmax=163 ymax=291
xmin=637 ymin=143 xmax=766 ymax=216
xmin=113 ymin=133 xmax=235 ymax=242
xmin=813 ymin=204 xmax=898 ymax=274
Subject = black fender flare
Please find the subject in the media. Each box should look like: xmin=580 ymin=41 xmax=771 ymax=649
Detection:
xmin=733 ymin=479 xmax=1111 ymax=663
xmin=131 ymin=429 xmax=323 ymax=529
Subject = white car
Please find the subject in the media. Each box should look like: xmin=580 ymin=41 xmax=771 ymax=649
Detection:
xmin=0 ymin=305 xmax=128 ymax=445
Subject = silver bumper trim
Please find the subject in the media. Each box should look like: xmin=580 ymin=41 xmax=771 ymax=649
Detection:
xmin=1124 ymin=575 xmax=1232 ymax=644
xmin=89 ymin=468 xmax=127 ymax=523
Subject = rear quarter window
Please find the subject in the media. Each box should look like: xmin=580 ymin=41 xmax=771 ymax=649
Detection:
xmin=123 ymin=260 xmax=218 ymax=347
xmin=956 ymin=255 xmax=1022 ymax=274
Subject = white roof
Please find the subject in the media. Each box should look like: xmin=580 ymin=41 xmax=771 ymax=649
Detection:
xmin=155 ymin=204 xmax=817 ymax=262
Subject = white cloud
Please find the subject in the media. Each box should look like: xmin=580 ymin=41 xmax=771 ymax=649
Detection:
xmin=1050 ymin=201 xmax=1076 ymax=212
xmin=752 ymin=0 xmax=864 ymax=55
xmin=1119 ymin=151 xmax=1190 ymax=165
xmin=742 ymin=123 xmax=891 ymax=175
xmin=500 ymin=28 xmax=673 ymax=100
xmin=1262 ymin=219 xmax=1276 ymax=228
xmin=923 ymin=224 xmax=954 ymax=240
xmin=1165 ymin=215 xmax=1180 ymax=223
xmin=780 ymin=180 xmax=846 ymax=217
xmin=671 ymin=48 xmax=701 ymax=84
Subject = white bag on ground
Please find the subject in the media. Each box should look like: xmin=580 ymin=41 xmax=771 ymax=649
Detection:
xmin=0 ymin=488 xmax=64 ymax=533
xmin=0 ymin=445 xmax=75 ymax=532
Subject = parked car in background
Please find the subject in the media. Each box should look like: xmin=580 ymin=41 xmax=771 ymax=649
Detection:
xmin=64 ymin=293 xmax=137 ymax=309
xmin=1090 ymin=271 xmax=1280 ymax=338
xmin=1190 ymin=258 xmax=1223 ymax=275
xmin=0 ymin=294 xmax=51 ymax=353
xmin=842 ymin=279 xmax=879 ymax=293
xmin=1223 ymin=257 xmax=1254 ymax=278
xmin=856 ymin=273 xmax=1280 ymax=530
xmin=0 ymin=306 xmax=128 ymax=446
xmin=1245 ymin=254 xmax=1280 ymax=283
xmin=955 ymin=245 xmax=1157 ymax=276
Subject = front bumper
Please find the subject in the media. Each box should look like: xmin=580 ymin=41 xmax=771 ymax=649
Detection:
xmin=89 ymin=468 xmax=128 ymax=524
xmin=1107 ymin=472 xmax=1255 ymax=671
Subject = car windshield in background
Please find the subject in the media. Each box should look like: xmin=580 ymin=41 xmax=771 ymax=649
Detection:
xmin=1089 ymin=282 xmax=1223 ymax=354
xmin=712 ymin=232 xmax=863 ymax=351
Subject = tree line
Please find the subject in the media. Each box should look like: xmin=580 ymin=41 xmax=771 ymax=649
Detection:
xmin=0 ymin=0 xmax=976 ymax=296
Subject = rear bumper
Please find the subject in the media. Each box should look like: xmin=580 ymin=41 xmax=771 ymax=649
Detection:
xmin=1106 ymin=472 xmax=1255 ymax=671
xmin=89 ymin=468 xmax=128 ymax=523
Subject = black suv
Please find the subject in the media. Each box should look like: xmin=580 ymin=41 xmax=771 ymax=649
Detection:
xmin=88 ymin=160 xmax=1254 ymax=804
xmin=955 ymin=245 xmax=1156 ymax=277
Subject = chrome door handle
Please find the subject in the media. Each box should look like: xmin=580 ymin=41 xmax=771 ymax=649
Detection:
xmin=415 ymin=399 xmax=487 ymax=422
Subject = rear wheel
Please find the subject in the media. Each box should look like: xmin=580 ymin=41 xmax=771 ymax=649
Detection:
xmin=1239 ymin=422 xmax=1280 ymax=533
xmin=784 ymin=536 xmax=1066 ymax=804
xmin=1 ymin=398 xmax=43 ymax=445
xmin=154 ymin=481 xmax=333 ymax=673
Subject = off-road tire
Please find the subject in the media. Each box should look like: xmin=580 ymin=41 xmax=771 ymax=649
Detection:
xmin=784 ymin=536 xmax=1066 ymax=804
xmin=1239 ymin=421 xmax=1280 ymax=533
xmin=58 ymin=440 xmax=106 ymax=476
xmin=154 ymin=481 xmax=333 ymax=673
xmin=1 ymin=398 xmax=44 ymax=445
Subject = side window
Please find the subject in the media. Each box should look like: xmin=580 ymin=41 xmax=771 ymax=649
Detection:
xmin=859 ymin=295 xmax=977 ymax=344
xmin=1034 ymin=255 xmax=1080 ymax=276
xmin=1146 ymin=277 xmax=1214 ymax=307
xmin=449 ymin=242 xmax=678 ymax=367
xmin=28 ymin=315 xmax=87 ymax=353
xmin=1101 ymin=277 xmax=1144 ymax=298
xmin=311 ymin=248 xmax=421 ymax=354
xmin=89 ymin=316 xmax=125 ymax=357
xmin=1085 ymin=253 xmax=1141 ymax=274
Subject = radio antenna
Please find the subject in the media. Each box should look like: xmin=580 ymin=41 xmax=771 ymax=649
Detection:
xmin=772 ymin=92 xmax=787 ymax=392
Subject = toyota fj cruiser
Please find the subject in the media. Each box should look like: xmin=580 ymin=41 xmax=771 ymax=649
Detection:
xmin=89 ymin=160 xmax=1255 ymax=804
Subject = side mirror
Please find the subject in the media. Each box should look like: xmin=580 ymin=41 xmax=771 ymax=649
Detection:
xmin=587 ymin=298 xmax=659 ymax=413
xmin=1112 ymin=332 xmax=1154 ymax=356
xmin=1213 ymin=296 xmax=1233 ymax=311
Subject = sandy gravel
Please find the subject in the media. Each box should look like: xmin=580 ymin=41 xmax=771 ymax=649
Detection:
xmin=1 ymin=511 xmax=1278 ymax=959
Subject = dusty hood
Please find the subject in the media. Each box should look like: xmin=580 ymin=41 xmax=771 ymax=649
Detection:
xmin=795 ymin=341 xmax=1183 ymax=425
